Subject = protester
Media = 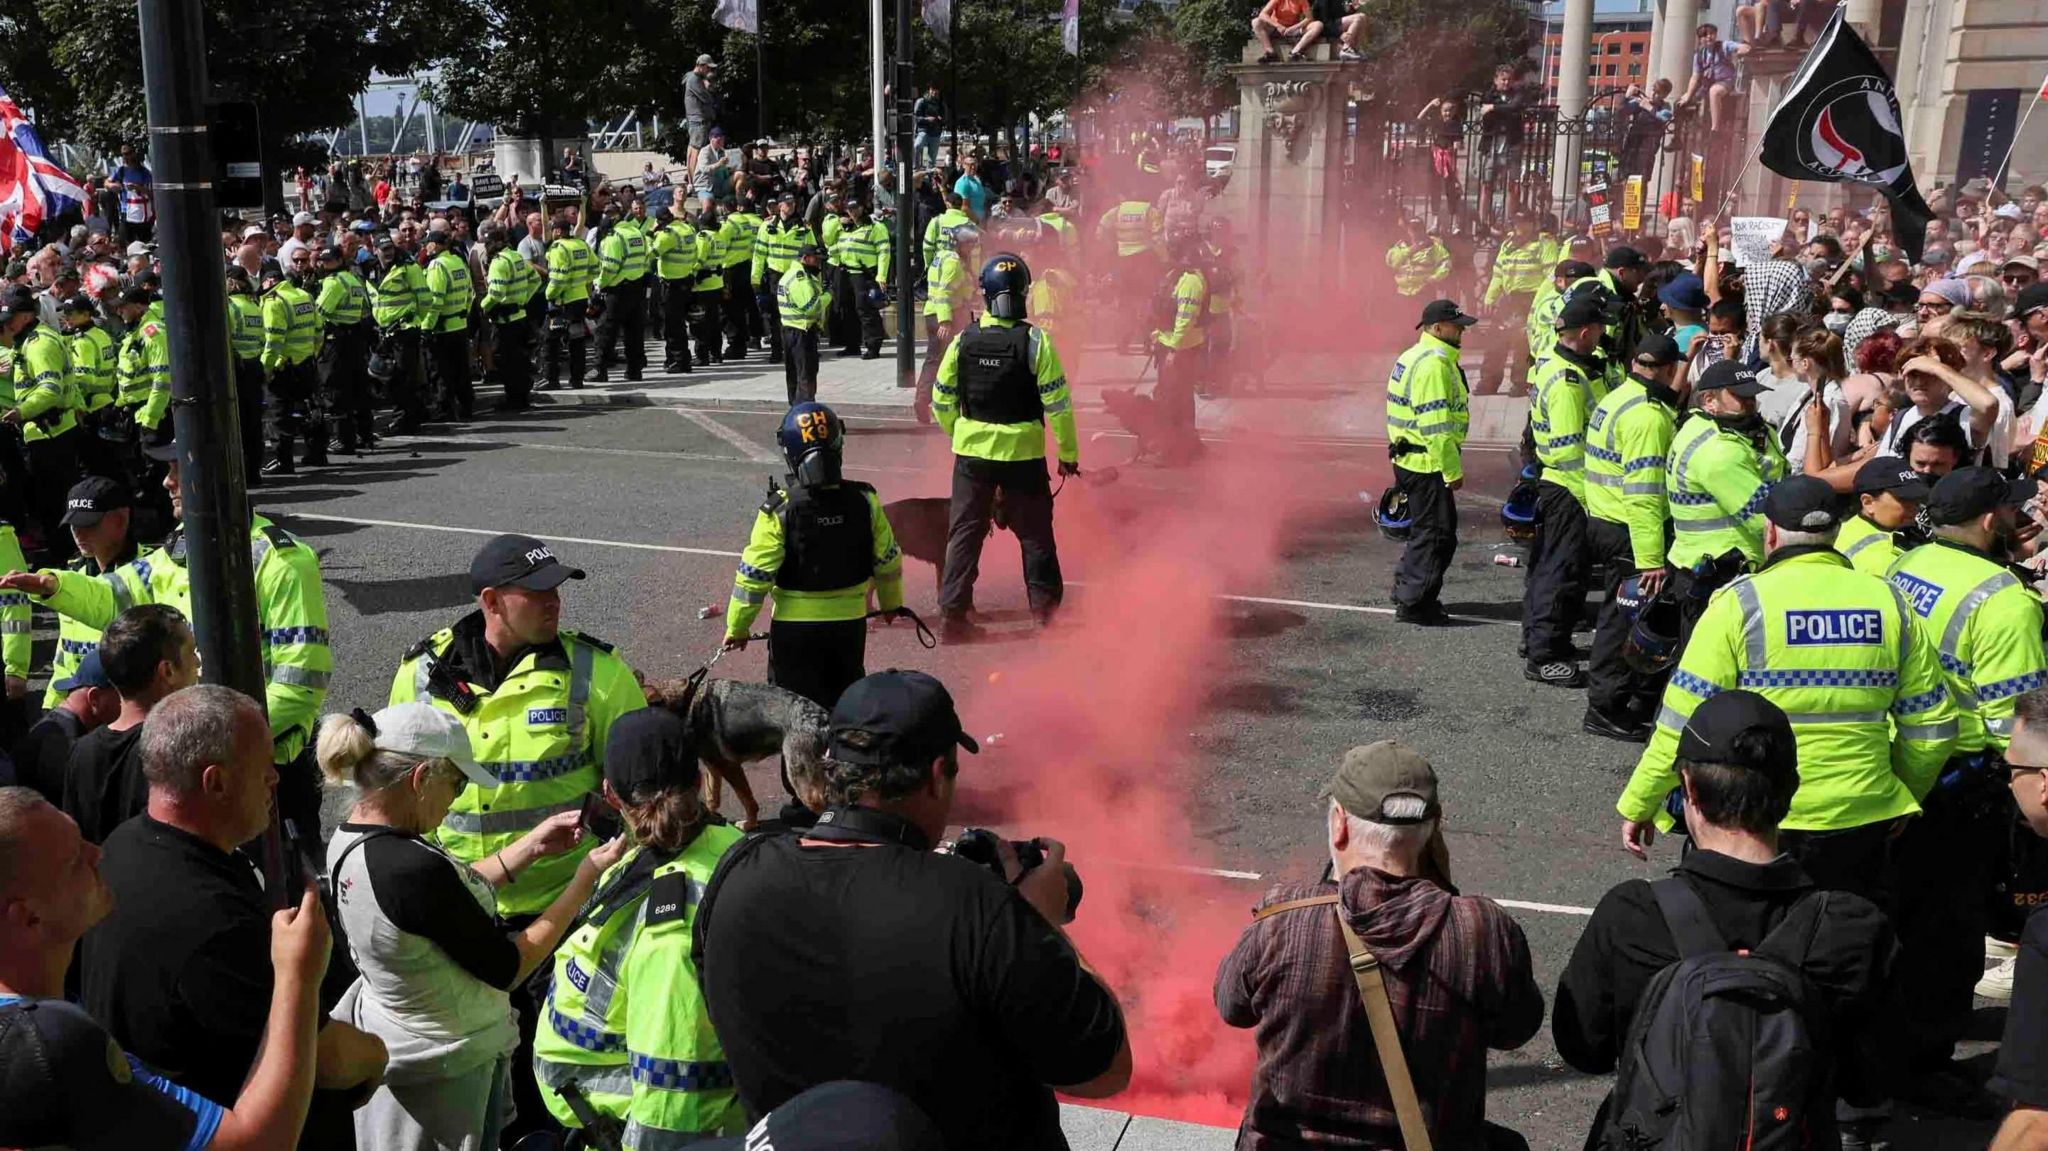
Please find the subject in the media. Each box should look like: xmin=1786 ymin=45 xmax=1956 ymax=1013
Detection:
xmin=1991 ymin=687 xmax=2048 ymax=1148
xmin=1216 ymin=741 xmax=1543 ymax=1148
xmin=9 ymin=651 xmax=117 ymax=805
xmin=60 ymin=603 xmax=197 ymax=845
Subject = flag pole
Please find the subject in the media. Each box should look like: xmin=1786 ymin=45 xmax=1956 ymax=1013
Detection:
xmin=1992 ymin=86 xmax=2043 ymax=192
xmin=1711 ymin=146 xmax=1764 ymax=223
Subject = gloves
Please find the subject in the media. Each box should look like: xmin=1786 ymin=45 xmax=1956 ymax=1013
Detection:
xmin=1057 ymin=460 xmax=1081 ymax=478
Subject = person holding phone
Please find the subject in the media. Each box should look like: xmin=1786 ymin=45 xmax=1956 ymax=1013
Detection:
xmin=318 ymin=703 xmax=627 ymax=1151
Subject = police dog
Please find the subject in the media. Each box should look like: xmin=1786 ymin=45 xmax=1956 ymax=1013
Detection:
xmin=881 ymin=495 xmax=1009 ymax=595
xmin=648 ymin=676 xmax=830 ymax=829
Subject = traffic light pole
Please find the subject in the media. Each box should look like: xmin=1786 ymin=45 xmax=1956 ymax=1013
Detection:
xmin=137 ymin=0 xmax=277 ymax=894
xmin=894 ymin=0 xmax=917 ymax=388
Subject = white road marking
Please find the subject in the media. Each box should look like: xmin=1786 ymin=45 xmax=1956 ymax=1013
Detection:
xmin=673 ymin=408 xmax=782 ymax=464
xmin=1130 ymin=862 xmax=1596 ymax=916
xmin=372 ymin=435 xmax=923 ymax=475
xmin=1493 ymin=898 xmax=1597 ymax=916
xmin=283 ymin=513 xmax=745 ymax=559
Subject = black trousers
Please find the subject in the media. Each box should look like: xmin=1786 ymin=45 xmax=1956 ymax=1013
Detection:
xmin=1390 ymin=465 xmax=1458 ymax=612
xmin=386 ymin=328 xmax=429 ymax=427
xmin=493 ymin=319 xmax=532 ymax=409
xmin=232 ymin=358 xmax=266 ymax=481
xmin=640 ymin=272 xmax=661 ymax=335
xmin=25 ymin=433 xmax=78 ymax=550
xmin=318 ymin=325 xmax=372 ymax=449
xmin=767 ymin=618 xmax=868 ymax=711
xmin=940 ymin=455 xmax=1063 ymax=616
xmin=1521 ymin=482 xmax=1588 ymax=664
xmin=723 ymin=274 xmax=757 ymax=354
xmin=1889 ymin=794 xmax=1997 ymax=1070
xmin=265 ymin=359 xmax=324 ymax=457
xmin=781 ymin=327 xmax=820 ymax=406
xmin=1585 ymin=517 xmax=1664 ymax=719
xmin=847 ymin=268 xmax=885 ymax=353
xmin=661 ymin=280 xmax=695 ymax=371
xmin=826 ymin=265 xmax=855 ymax=349
xmin=429 ymin=328 xmax=473 ymax=418
xmin=595 ymin=281 xmax=647 ymax=378
xmin=691 ymin=288 xmax=724 ymax=365
xmin=761 ymin=275 xmax=785 ymax=362
xmin=544 ymin=301 xmax=589 ymax=388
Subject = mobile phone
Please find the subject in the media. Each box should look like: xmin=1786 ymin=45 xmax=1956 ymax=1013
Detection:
xmin=578 ymin=793 xmax=620 ymax=842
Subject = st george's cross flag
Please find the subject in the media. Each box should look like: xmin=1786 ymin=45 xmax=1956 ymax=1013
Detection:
xmin=0 ymin=85 xmax=89 ymax=256
xmin=1758 ymin=6 xmax=1934 ymax=263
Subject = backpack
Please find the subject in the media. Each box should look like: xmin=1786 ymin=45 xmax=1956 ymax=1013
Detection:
xmin=1602 ymin=878 xmax=1834 ymax=1151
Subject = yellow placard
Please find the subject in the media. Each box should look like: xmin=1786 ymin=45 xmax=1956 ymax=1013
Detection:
xmin=1690 ymin=154 xmax=1705 ymax=202
xmin=1787 ymin=186 xmax=1799 ymax=210
xmin=1622 ymin=176 xmax=1645 ymax=232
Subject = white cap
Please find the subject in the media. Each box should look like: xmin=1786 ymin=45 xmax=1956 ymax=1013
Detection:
xmin=1997 ymin=202 xmax=2026 ymax=220
xmin=291 ymin=211 xmax=316 ymax=227
xmin=361 ymin=703 xmax=492 ymax=787
xmin=125 ymin=241 xmax=151 ymax=257
xmin=242 ymin=225 xmax=267 ymax=239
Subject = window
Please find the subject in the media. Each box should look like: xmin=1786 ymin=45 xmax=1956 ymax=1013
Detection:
xmin=1627 ymin=63 xmax=1642 ymax=75
xmin=1606 ymin=42 xmax=1622 ymax=54
xmin=1604 ymin=63 xmax=1619 ymax=75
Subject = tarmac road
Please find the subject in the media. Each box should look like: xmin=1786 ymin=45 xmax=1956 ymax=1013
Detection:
xmin=190 ymin=372 xmax=2006 ymax=1150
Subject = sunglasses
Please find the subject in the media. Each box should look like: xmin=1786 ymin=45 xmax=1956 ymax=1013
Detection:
xmin=1915 ymin=301 xmax=1953 ymax=314
xmin=2005 ymin=273 xmax=2036 ymax=284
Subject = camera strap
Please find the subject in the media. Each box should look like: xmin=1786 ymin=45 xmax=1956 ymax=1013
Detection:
xmin=804 ymin=806 xmax=933 ymax=851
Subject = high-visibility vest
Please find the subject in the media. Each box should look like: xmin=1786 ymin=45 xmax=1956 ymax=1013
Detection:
xmin=40 ymin=547 xmax=135 ymax=710
xmin=425 ymin=252 xmax=473 ymax=332
xmin=1529 ymin=349 xmax=1608 ymax=506
xmin=546 ymin=239 xmax=599 ymax=305
xmin=1888 ymin=539 xmax=2048 ymax=753
xmin=1584 ymin=376 xmax=1679 ymax=571
xmin=1665 ymin=415 xmax=1787 ymax=568
xmin=1385 ymin=333 xmax=1469 ymax=481
xmin=654 ymin=224 xmax=702 ymax=283
xmin=316 ymin=269 xmax=371 ymax=328
xmin=373 ymin=261 xmax=428 ymax=329
xmin=261 ymin=283 xmax=320 ymax=370
xmin=65 ymin=324 xmax=116 ymax=413
xmin=226 ymin=294 xmax=266 ymax=361
xmin=533 ymin=843 xmax=662 ymax=1129
xmin=15 ymin=324 xmax=78 ymax=443
xmin=776 ymin=267 xmax=830 ymax=331
xmin=1833 ymin=514 xmax=1904 ymax=578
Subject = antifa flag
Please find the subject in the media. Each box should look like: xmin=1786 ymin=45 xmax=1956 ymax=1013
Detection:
xmin=713 ymin=0 xmax=757 ymax=34
xmin=1758 ymin=5 xmax=1934 ymax=263
xmin=923 ymin=0 xmax=951 ymax=43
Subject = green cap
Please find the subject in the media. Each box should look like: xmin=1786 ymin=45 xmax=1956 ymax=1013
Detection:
xmin=1326 ymin=740 xmax=1440 ymax=825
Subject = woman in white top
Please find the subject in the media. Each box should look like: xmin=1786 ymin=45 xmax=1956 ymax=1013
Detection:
xmin=1775 ymin=326 xmax=1855 ymax=468
xmin=1879 ymin=334 xmax=2007 ymax=463
xmin=319 ymin=704 xmax=627 ymax=1151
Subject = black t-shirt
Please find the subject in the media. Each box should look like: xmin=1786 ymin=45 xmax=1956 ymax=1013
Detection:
xmin=11 ymin=707 xmax=84 ymax=805
xmin=1992 ymin=906 xmax=2048 ymax=1106
xmin=0 ymin=995 xmax=222 ymax=1151
xmin=61 ymin=723 xmax=146 ymax=845
xmin=698 ymin=832 xmax=1125 ymax=1150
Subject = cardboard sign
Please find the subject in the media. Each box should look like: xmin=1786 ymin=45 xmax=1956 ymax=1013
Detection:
xmin=1730 ymin=216 xmax=1789 ymax=267
xmin=1588 ymin=182 xmax=1612 ymax=237
xmin=1690 ymin=154 xmax=1705 ymax=202
xmin=1622 ymin=176 xmax=1645 ymax=233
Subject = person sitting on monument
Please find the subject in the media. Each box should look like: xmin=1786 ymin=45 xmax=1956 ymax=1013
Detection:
xmin=1250 ymin=0 xmax=1326 ymax=64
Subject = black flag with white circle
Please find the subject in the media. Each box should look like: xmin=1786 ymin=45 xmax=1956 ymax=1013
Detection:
xmin=1759 ymin=5 xmax=1934 ymax=263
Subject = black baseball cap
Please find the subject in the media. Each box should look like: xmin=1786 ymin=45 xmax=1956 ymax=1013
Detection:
xmin=828 ymin=670 xmax=978 ymax=767
xmin=1676 ymin=689 xmax=1797 ymax=775
xmin=1632 ymin=332 xmax=1683 ymax=367
xmin=140 ymin=426 xmax=179 ymax=461
xmin=1693 ymin=360 xmax=1767 ymax=397
xmin=797 ymin=242 xmax=824 ymax=259
xmin=60 ymin=476 xmax=132 ymax=527
xmin=2017 ymin=281 xmax=2048 ymax=319
xmin=469 ymin=533 xmax=586 ymax=592
xmin=603 ymin=708 xmax=699 ymax=800
xmin=1555 ymin=259 xmax=1597 ymax=281
xmin=1763 ymin=474 xmax=1843 ymax=532
xmin=1853 ymin=456 xmax=1931 ymax=499
xmin=1604 ymin=245 xmax=1648 ymax=270
xmin=1925 ymin=465 xmax=2036 ymax=525
xmin=1416 ymin=299 xmax=1478 ymax=329
xmin=696 ymin=1081 xmax=943 ymax=1151
xmin=0 ymin=288 xmax=33 ymax=322
xmin=1555 ymin=295 xmax=1607 ymax=330
xmin=58 ymin=293 xmax=94 ymax=314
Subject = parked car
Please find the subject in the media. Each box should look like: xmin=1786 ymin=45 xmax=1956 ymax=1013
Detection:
xmin=1205 ymin=144 xmax=1236 ymax=181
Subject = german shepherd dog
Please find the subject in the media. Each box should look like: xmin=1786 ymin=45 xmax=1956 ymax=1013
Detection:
xmin=649 ymin=676 xmax=830 ymax=829
xmin=881 ymin=495 xmax=1009 ymax=595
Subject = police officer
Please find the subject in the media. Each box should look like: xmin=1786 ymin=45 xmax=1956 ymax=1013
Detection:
xmin=387 ymin=532 xmax=643 ymax=1138
xmin=593 ymin=207 xmax=648 ymax=384
xmin=1481 ymin=213 xmax=1553 ymax=391
xmin=1385 ymin=217 xmax=1450 ymax=300
xmin=38 ymin=476 xmax=138 ymax=711
xmin=1834 ymin=458 xmax=1927 ymax=576
xmin=1385 ymin=299 xmax=1476 ymax=625
xmin=932 ymin=253 xmax=1080 ymax=641
xmin=1151 ymin=229 xmax=1209 ymax=465
xmin=835 ymin=198 xmax=891 ymax=359
xmin=915 ymin=224 xmax=979 ymax=426
xmin=478 ymin=222 xmax=541 ymax=411
xmin=1521 ymin=294 xmax=1608 ymax=686
xmin=1666 ymin=361 xmax=1787 ymax=576
xmin=776 ymin=243 xmax=831 ymax=406
xmin=0 ymin=439 xmax=334 ymax=849
xmin=56 ymin=295 xmax=116 ymax=481
xmin=372 ymin=237 xmax=431 ymax=432
xmin=533 ymin=709 xmax=747 ymax=1140
xmin=313 ymin=246 xmax=374 ymax=454
xmin=721 ymin=194 xmax=763 ymax=361
xmin=260 ymin=257 xmax=323 ymax=473
xmin=690 ymin=203 xmax=728 ymax=368
xmin=224 ymin=266 xmax=269 ymax=480
xmin=1582 ymin=333 xmax=1688 ymax=740
xmin=1525 ymin=259 xmax=1596 ymax=392
xmin=544 ymin=215 xmax=600 ymax=390
xmin=724 ymin=402 xmax=906 ymax=711
xmin=1095 ymin=194 xmax=1162 ymax=352
xmin=926 ymin=187 xmax=978 ymax=266
xmin=651 ymin=207 xmax=701 ymax=374
xmin=421 ymin=230 xmax=474 ymax=418
xmin=0 ymin=289 xmax=78 ymax=558
xmin=1617 ymin=475 xmax=1957 ymax=864
xmin=1884 ymin=467 xmax=2048 ymax=1106
xmin=754 ymin=193 xmax=805 ymax=365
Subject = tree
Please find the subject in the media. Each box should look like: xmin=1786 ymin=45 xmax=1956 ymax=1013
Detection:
xmin=1166 ymin=0 xmax=1249 ymax=124
xmin=1354 ymin=0 xmax=1530 ymax=105
xmin=916 ymin=0 xmax=1135 ymax=155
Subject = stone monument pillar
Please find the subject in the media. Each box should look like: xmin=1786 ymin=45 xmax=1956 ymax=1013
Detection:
xmin=1219 ymin=55 xmax=1356 ymax=284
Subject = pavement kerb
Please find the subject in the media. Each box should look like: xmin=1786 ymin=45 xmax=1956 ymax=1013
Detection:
xmin=1060 ymin=1103 xmax=1236 ymax=1150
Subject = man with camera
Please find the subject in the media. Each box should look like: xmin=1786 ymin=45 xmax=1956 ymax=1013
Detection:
xmin=695 ymin=670 xmax=1131 ymax=1149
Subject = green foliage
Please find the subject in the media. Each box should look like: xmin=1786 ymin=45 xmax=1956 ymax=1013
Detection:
xmin=1355 ymin=0 xmax=1531 ymax=104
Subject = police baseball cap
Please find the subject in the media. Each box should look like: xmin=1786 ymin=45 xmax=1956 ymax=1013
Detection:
xmin=1416 ymin=299 xmax=1478 ymax=329
xmin=60 ymin=476 xmax=132 ymax=527
xmin=58 ymin=293 xmax=94 ymax=315
xmin=2016 ymin=281 xmax=2048 ymax=320
xmin=1604 ymin=245 xmax=1648 ymax=270
xmin=315 ymin=246 xmax=343 ymax=264
xmin=1763 ymin=474 xmax=1843 ymax=532
xmin=797 ymin=242 xmax=824 ymax=258
xmin=1632 ymin=332 xmax=1683 ymax=367
xmin=0 ymin=286 xmax=34 ymax=321
xmin=469 ymin=533 xmax=586 ymax=592
xmin=1693 ymin=360 xmax=1767 ymax=397
xmin=827 ymin=670 xmax=978 ymax=767
xmin=1555 ymin=259 xmax=1597 ymax=281
xmin=1925 ymin=465 xmax=2037 ymax=525
xmin=53 ymin=650 xmax=111 ymax=694
xmin=603 ymin=708 xmax=699 ymax=801
xmin=694 ymin=1082 xmax=943 ymax=1151
xmin=1555 ymin=295 xmax=1607 ymax=330
xmin=1853 ymin=456 xmax=1931 ymax=500
xmin=1676 ymin=689 xmax=1797 ymax=776
xmin=140 ymin=426 xmax=179 ymax=461
xmin=115 ymin=285 xmax=153 ymax=308
xmin=1324 ymin=740 xmax=1440 ymax=825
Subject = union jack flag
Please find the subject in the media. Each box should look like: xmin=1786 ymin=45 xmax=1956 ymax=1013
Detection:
xmin=0 ymin=84 xmax=90 ymax=257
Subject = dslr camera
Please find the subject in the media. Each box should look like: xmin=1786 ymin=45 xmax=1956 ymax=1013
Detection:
xmin=949 ymin=828 xmax=1085 ymax=923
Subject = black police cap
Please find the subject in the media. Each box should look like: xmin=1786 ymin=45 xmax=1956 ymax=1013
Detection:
xmin=1763 ymin=474 xmax=1843 ymax=532
xmin=1693 ymin=360 xmax=1767 ymax=396
xmin=603 ymin=708 xmax=699 ymax=801
xmin=2017 ymin=281 xmax=2048 ymax=320
xmin=1632 ymin=332 xmax=1683 ymax=366
xmin=1416 ymin=299 xmax=1478 ymax=329
xmin=1852 ymin=456 xmax=1931 ymax=499
xmin=1925 ymin=465 xmax=2037 ymax=526
xmin=1555 ymin=295 xmax=1607 ymax=330
xmin=1676 ymin=690 xmax=1797 ymax=775
xmin=60 ymin=475 xmax=132 ymax=526
xmin=469 ymin=533 xmax=586 ymax=593
xmin=1604 ymin=245 xmax=1647 ymax=270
